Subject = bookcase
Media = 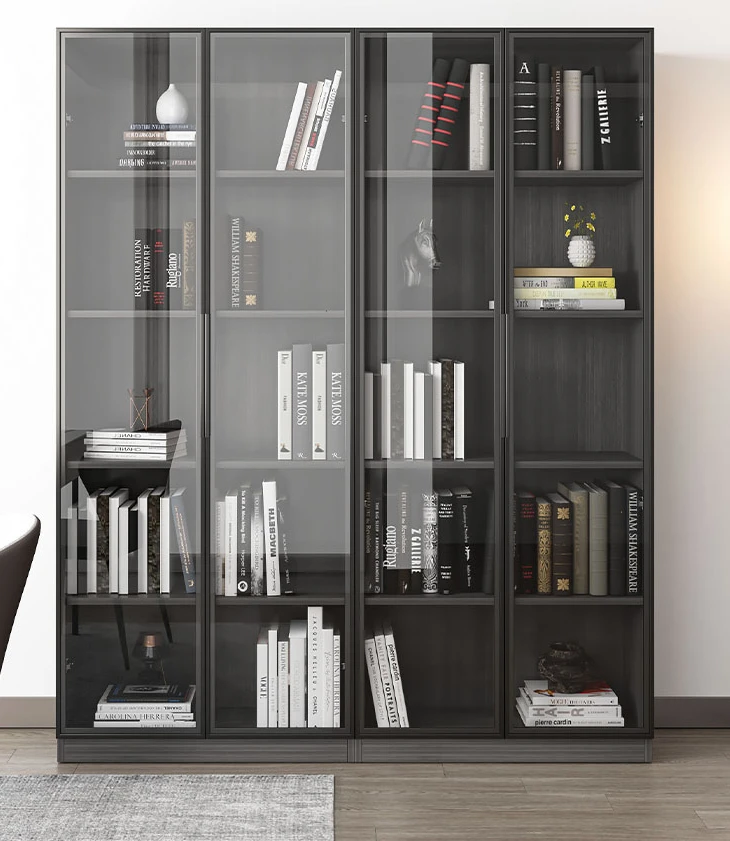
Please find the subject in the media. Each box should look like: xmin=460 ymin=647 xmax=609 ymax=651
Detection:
xmin=58 ymin=28 xmax=652 ymax=763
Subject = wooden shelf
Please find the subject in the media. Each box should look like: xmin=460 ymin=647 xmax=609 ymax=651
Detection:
xmin=514 ymin=170 xmax=643 ymax=186
xmin=515 ymin=595 xmax=643 ymax=606
xmin=365 ymin=594 xmax=495 ymax=606
xmin=216 ymin=310 xmax=344 ymax=319
xmin=365 ymin=458 xmax=494 ymax=470
xmin=365 ymin=310 xmax=494 ymax=319
xmin=514 ymin=452 xmax=643 ymax=470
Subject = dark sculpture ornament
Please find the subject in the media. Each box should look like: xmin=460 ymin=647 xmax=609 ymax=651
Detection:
xmin=399 ymin=218 xmax=442 ymax=289
xmin=537 ymin=641 xmax=596 ymax=694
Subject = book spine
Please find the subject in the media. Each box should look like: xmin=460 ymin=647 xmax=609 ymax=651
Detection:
xmin=537 ymin=63 xmax=550 ymax=169
xmin=514 ymin=57 xmax=538 ymax=170
xmin=241 ymin=226 xmax=261 ymax=309
xmin=124 ymin=130 xmax=196 ymax=140
xmin=441 ymin=360 xmax=455 ymax=459
xmin=515 ymin=288 xmax=616 ymax=299
xmin=514 ymin=298 xmax=625 ymax=311
xmin=607 ymin=485 xmax=627 ymax=595
xmin=409 ymin=491 xmax=424 ymax=594
xmin=294 ymin=81 xmax=324 ymax=170
xmin=389 ymin=360 xmax=405 ymax=459
xmin=406 ymin=58 xmax=451 ymax=169
xmin=573 ymin=491 xmax=589 ymax=595
xmin=383 ymin=492 xmax=398 ymax=594
xmin=108 ymin=496 xmax=121 ymax=595
xmin=321 ymin=627 xmax=334 ymax=727
xmin=300 ymin=79 xmax=332 ymax=171
xmin=214 ymin=499 xmax=225 ymax=597
xmin=437 ymin=490 xmax=456 ymax=594
xmin=526 ymin=693 xmax=618 ymax=708
xmin=292 ymin=343 xmax=312 ymax=460
xmin=364 ymin=371 xmax=374 ymax=460
xmin=414 ymin=372 xmax=425 ymax=459
xmin=383 ymin=623 xmax=409 ymax=726
xmin=129 ymin=122 xmax=197 ymax=131
xmin=159 ymin=492 xmax=170 ymax=595
xmin=289 ymin=631 xmax=306 ymax=727
xmin=364 ymin=486 xmax=375 ymax=593
xmin=277 ymin=638 xmax=289 ymax=728
xmin=428 ymin=361 xmax=442 ymax=458
xmin=423 ymin=373 xmax=433 ymax=460
xmin=581 ymin=74 xmax=595 ymax=170
xmin=454 ymin=361 xmax=465 ymax=460
xmin=276 ymin=82 xmax=307 ymax=171
xmin=250 ymin=490 xmax=265 ymax=596
xmin=397 ymin=486 xmax=411 ymax=594
xmin=256 ymin=634 xmax=268 ymax=727
xmin=469 ymin=63 xmax=490 ymax=171
xmin=182 ymin=220 xmax=196 ymax=310
xmin=333 ymin=632 xmax=341 ymax=729
xmin=551 ymin=498 xmax=573 ymax=595
xmin=277 ymin=350 xmax=292 ymax=460
xmin=403 ymin=362 xmax=414 ymax=460
xmin=514 ymin=277 xmax=615 ymax=288
xmin=483 ymin=489 xmax=496 ymax=595
xmin=165 ymin=227 xmax=183 ymax=311
xmin=312 ymin=349 xmax=327 ymax=459
xmin=268 ymin=627 xmax=278 ymax=727
xmin=364 ymin=637 xmax=389 ymax=727
xmin=432 ymin=59 xmax=469 ymax=170
xmin=307 ymin=69 xmax=342 ymax=171
xmin=230 ymin=216 xmax=242 ymax=309
xmin=327 ymin=343 xmax=345 ymax=460
xmin=307 ymin=606 xmax=322 ymax=727
xmin=237 ymin=485 xmax=251 ymax=595
xmin=372 ymin=476 xmax=383 ymax=594
xmin=94 ymin=712 xmax=194 ymax=722
xmin=380 ymin=362 xmax=391 ymax=459
xmin=455 ymin=489 xmax=482 ymax=592
xmin=277 ymin=496 xmax=294 ymax=595
xmin=422 ymin=492 xmax=438 ymax=594
xmin=563 ymin=70 xmax=582 ymax=171
xmin=148 ymin=491 xmax=162 ymax=593
xmin=96 ymin=492 xmax=111 ymax=594
xmin=374 ymin=631 xmax=399 ymax=726
xmin=133 ymin=228 xmax=151 ymax=310
xmin=286 ymin=82 xmax=316 ymax=170
xmin=536 ymin=499 xmax=552 ymax=594
xmin=117 ymin=502 xmax=129 ymax=597
xmin=87 ymin=492 xmax=97 ymax=591
xmin=551 ymin=67 xmax=564 ymax=170
xmin=171 ymin=494 xmax=195 ymax=594
xmin=262 ymin=480 xmax=281 ymax=596
xmin=588 ymin=491 xmax=608 ymax=596
xmin=96 ymin=703 xmax=193 ymax=715
xmin=516 ymin=494 xmax=537 ymax=594
xmin=626 ymin=487 xmax=640 ymax=595
xmin=594 ymin=66 xmax=613 ymax=169
xmin=224 ymin=491 xmax=238 ymax=597
xmin=136 ymin=493 xmax=147 ymax=595
xmin=151 ymin=228 xmax=169 ymax=309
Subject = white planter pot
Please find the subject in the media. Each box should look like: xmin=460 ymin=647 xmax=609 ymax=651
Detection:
xmin=567 ymin=235 xmax=596 ymax=268
xmin=156 ymin=84 xmax=189 ymax=125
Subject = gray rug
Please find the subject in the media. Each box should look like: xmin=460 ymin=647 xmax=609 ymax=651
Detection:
xmin=0 ymin=774 xmax=333 ymax=841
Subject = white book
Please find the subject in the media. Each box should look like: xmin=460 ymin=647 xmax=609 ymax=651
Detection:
xmin=118 ymin=500 xmax=134 ymax=596
xmin=93 ymin=720 xmax=196 ymax=729
xmin=333 ymin=631 xmax=341 ymax=728
xmin=383 ymin=620 xmax=409 ymax=727
xmin=563 ymin=69 xmax=582 ymax=171
xmin=374 ymin=626 xmax=399 ymax=726
xmin=86 ymin=489 xmax=102 ymax=594
xmin=84 ymin=450 xmax=187 ymax=462
xmin=277 ymin=350 xmax=292 ymax=460
xmin=268 ymin=625 xmax=279 ymax=727
xmin=250 ymin=490 xmax=265 ymax=596
xmin=136 ymin=489 xmax=152 ymax=594
xmin=307 ymin=606 xmax=323 ymax=727
xmin=276 ymin=82 xmax=307 ymax=171
xmin=61 ymin=482 xmax=77 ymax=595
xmin=469 ymin=63 xmax=490 ymax=170
xmin=427 ymin=361 xmax=442 ymax=458
xmin=380 ymin=362 xmax=391 ymax=459
xmin=300 ymin=78 xmax=332 ymax=171
xmin=514 ymin=298 xmax=626 ymax=311
xmin=454 ymin=361 xmax=465 ymax=461
xmin=312 ymin=349 xmax=327 ymax=459
xmin=84 ymin=440 xmax=184 ymax=452
xmin=214 ymin=499 xmax=225 ymax=596
xmin=321 ymin=627 xmax=334 ymax=728
xmin=262 ymin=480 xmax=281 ymax=596
xmin=256 ymin=628 xmax=269 ymax=727
xmin=306 ymin=69 xmax=342 ymax=171
xmin=278 ymin=636 xmax=290 ymax=728
xmin=160 ymin=488 xmax=184 ymax=595
xmin=364 ymin=372 xmax=374 ymax=460
xmin=224 ymin=490 xmax=238 ymax=597
xmin=86 ymin=428 xmax=186 ymax=441
xmin=517 ymin=698 xmax=623 ymax=727
xmin=518 ymin=688 xmax=622 ymax=718
xmin=413 ymin=372 xmax=426 ymax=460
xmin=294 ymin=80 xmax=324 ymax=170
xmin=403 ymin=361 xmax=414 ymax=460
xmin=523 ymin=679 xmax=619 ymax=706
xmin=364 ymin=636 xmax=389 ymax=727
xmin=288 ymin=620 xmax=307 ymax=727
xmin=108 ymin=488 xmax=129 ymax=595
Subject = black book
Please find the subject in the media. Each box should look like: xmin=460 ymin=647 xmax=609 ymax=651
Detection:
xmin=625 ymin=485 xmax=641 ymax=595
xmin=383 ymin=491 xmax=399 ymax=594
xmin=601 ymin=480 xmax=626 ymax=594
xmin=551 ymin=67 xmax=564 ymax=170
xmin=482 ymin=488 xmax=496 ymax=595
xmin=170 ymin=489 xmax=195 ymax=595
xmin=406 ymin=58 xmax=451 ymax=170
xmin=327 ymin=343 xmax=345 ymax=460
xmin=432 ymin=58 xmax=469 ymax=170
xmin=372 ymin=478 xmax=383 ymax=594
xmin=593 ymin=66 xmax=613 ymax=169
xmin=277 ymin=496 xmax=294 ymax=595
xmin=515 ymin=491 xmax=537 ymax=594
xmin=292 ymin=343 xmax=312 ymax=461
xmin=133 ymin=228 xmax=152 ymax=310
xmin=440 ymin=359 xmax=455 ymax=460
xmin=165 ymin=227 xmax=183 ymax=311
xmin=230 ymin=215 xmax=242 ymax=309
xmin=389 ymin=360 xmax=406 ymax=459
xmin=408 ymin=491 xmax=424 ymax=594
xmin=514 ymin=57 xmax=538 ymax=170
xmin=96 ymin=487 xmax=116 ymax=594
xmin=147 ymin=487 xmax=165 ymax=593
xmin=437 ymin=489 xmax=457 ymax=594
xmin=422 ymin=491 xmax=438 ymax=594
xmin=364 ymin=474 xmax=383 ymax=594
xmin=537 ymin=63 xmax=551 ymax=170
xmin=397 ymin=486 xmax=411 ymax=594
xmin=581 ymin=73 xmax=595 ymax=170
xmin=453 ymin=487 xmax=483 ymax=593
xmin=546 ymin=492 xmax=573 ymax=595
xmin=237 ymin=484 xmax=251 ymax=596
xmin=151 ymin=228 xmax=170 ymax=309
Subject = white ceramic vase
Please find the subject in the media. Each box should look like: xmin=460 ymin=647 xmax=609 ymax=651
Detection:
xmin=156 ymin=84 xmax=189 ymax=125
xmin=567 ymin=235 xmax=596 ymax=268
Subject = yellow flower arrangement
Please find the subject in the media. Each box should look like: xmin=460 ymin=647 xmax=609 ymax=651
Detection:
xmin=563 ymin=202 xmax=598 ymax=239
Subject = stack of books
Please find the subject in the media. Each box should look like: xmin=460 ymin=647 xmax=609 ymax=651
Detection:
xmin=490 ymin=268 xmax=624 ymax=311
xmin=516 ymin=679 xmax=624 ymax=727
xmin=119 ymin=123 xmax=196 ymax=170
xmin=275 ymin=71 xmax=342 ymax=171
xmin=256 ymin=607 xmax=341 ymax=728
xmin=365 ymin=622 xmax=409 ymax=728
xmin=94 ymin=684 xmax=196 ymax=728
xmin=83 ymin=425 xmax=188 ymax=462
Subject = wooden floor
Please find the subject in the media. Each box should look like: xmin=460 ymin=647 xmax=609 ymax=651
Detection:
xmin=2 ymin=730 xmax=730 ymax=839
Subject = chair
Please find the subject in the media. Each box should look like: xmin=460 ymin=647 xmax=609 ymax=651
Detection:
xmin=0 ymin=515 xmax=40 ymax=671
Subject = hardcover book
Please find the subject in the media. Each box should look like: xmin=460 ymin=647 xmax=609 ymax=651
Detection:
xmin=237 ymin=484 xmax=251 ymax=596
xmin=262 ymin=480 xmax=281 ymax=596
xmin=383 ymin=621 xmax=409 ymax=727
xmin=550 ymin=66 xmax=564 ymax=170
xmin=547 ymin=492 xmax=573 ymax=595
xmin=515 ymin=491 xmax=537 ymax=594
xmin=171 ymin=489 xmax=195 ymax=594
xmin=536 ymin=496 xmax=552 ymax=594
xmin=241 ymin=226 xmax=261 ymax=309
xmin=422 ymin=491 xmax=438 ymax=594
xmin=537 ymin=63 xmax=550 ymax=169
xmin=277 ymin=636 xmax=290 ymax=728
xmin=250 ymin=490 xmax=265 ymax=596
xmin=440 ymin=359 xmax=455 ymax=459
xmin=601 ymin=479 xmax=627 ymax=595
xmin=593 ymin=66 xmax=613 ymax=169
xmin=288 ymin=620 xmax=307 ymax=727
xmin=563 ymin=70 xmax=582 ymax=171
xmin=468 ymin=63 xmax=490 ymax=171
xmin=214 ymin=499 xmax=225 ymax=597
xmin=581 ymin=73 xmax=595 ymax=170
xmin=427 ymin=361 xmax=442 ymax=458
xmin=117 ymin=500 xmax=134 ymax=597
xmin=305 ymin=69 xmax=342 ymax=171
xmin=584 ymin=482 xmax=608 ymax=596
xmin=557 ymin=481 xmax=589 ymax=595
xmin=147 ymin=487 xmax=165 ymax=594
xmin=625 ymin=485 xmax=641 ymax=595
xmin=277 ymin=350 xmax=292 ymax=460
xmin=405 ymin=58 xmax=451 ymax=169
xmin=483 ymin=488 xmax=496 ymax=595
xmin=267 ymin=625 xmax=278 ymax=727
xmin=514 ymin=57 xmax=538 ymax=170
xmin=453 ymin=487 xmax=482 ymax=593
xmin=182 ymin=219 xmax=196 ymax=310
xmin=151 ymin=228 xmax=169 ymax=309
xmin=294 ymin=81 xmax=324 ymax=170
xmin=408 ymin=491 xmax=424 ymax=594
xmin=229 ymin=216 xmax=242 ymax=309
xmin=307 ymin=606 xmax=323 ymax=727
xmin=277 ymin=496 xmax=294 ymax=595
xmin=327 ymin=343 xmax=345 ymax=460
xmin=364 ymin=371 xmax=374 ymax=460
xmin=364 ymin=634 xmax=389 ymax=727
xmin=224 ymin=489 xmax=238 ymax=597
xmin=300 ymin=78 xmax=332 ymax=171
xmin=431 ymin=58 xmax=469 ymax=170
xmin=95 ymin=487 xmax=117 ymax=594
xmin=320 ymin=627 xmax=334 ymax=727
xmin=436 ymin=488 xmax=457 ymax=594
xmin=312 ymin=349 xmax=327 ymax=459
xmin=383 ymin=491 xmax=399 ymax=594
xmin=397 ymin=485 xmax=411 ymax=594
xmin=108 ymin=488 xmax=129 ymax=595
xmin=292 ymin=343 xmax=312 ymax=461
xmin=256 ymin=628 xmax=268 ymax=727
xmin=287 ymin=82 xmax=317 ymax=170
xmin=133 ymin=228 xmax=152 ymax=310
xmin=276 ymin=82 xmax=307 ymax=171
xmin=165 ymin=227 xmax=183 ymax=310
xmin=374 ymin=626 xmax=399 ymax=726
xmin=523 ymin=679 xmax=618 ymax=706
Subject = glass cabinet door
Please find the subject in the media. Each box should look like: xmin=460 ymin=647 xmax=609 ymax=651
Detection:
xmin=60 ymin=33 xmax=204 ymax=734
xmin=209 ymin=32 xmax=352 ymax=735
xmin=358 ymin=31 xmax=502 ymax=740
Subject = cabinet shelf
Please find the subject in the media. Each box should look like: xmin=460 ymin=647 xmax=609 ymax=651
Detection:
xmin=365 ymin=310 xmax=494 ymax=319
xmin=68 ymin=459 xmax=196 ymax=470
xmin=216 ymin=170 xmax=345 ymax=181
xmin=514 ymin=451 xmax=643 ymax=470
xmin=514 ymin=170 xmax=643 ymax=186
xmin=216 ymin=459 xmax=346 ymax=470
xmin=67 ymin=310 xmax=196 ymax=319
xmin=514 ymin=310 xmax=643 ymax=319
xmin=67 ymin=593 xmax=196 ymax=606
xmin=365 ymin=458 xmax=495 ymax=470
xmin=365 ymin=594 xmax=495 ymax=606
xmin=515 ymin=595 xmax=643 ymax=606
xmin=67 ymin=169 xmax=196 ymax=179
xmin=215 ymin=595 xmax=346 ymax=607
xmin=365 ymin=170 xmax=494 ymax=183
xmin=216 ymin=310 xmax=345 ymax=319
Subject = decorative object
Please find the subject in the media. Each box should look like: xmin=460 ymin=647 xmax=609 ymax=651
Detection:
xmin=567 ymin=235 xmax=596 ymax=268
xmin=398 ymin=218 xmax=441 ymax=288
xmin=0 ymin=774 xmax=334 ymax=841
xmin=537 ymin=641 xmax=595 ymax=693
xmin=564 ymin=202 xmax=597 ymax=267
xmin=128 ymin=387 xmax=153 ymax=430
xmin=156 ymin=83 xmax=189 ymax=125
xmin=132 ymin=632 xmax=168 ymax=685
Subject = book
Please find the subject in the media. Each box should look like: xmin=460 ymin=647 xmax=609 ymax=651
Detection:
xmin=594 ymin=66 xmax=613 ymax=169
xmin=230 ymin=216 xmax=242 ymax=309
xmin=129 ymin=123 xmax=197 ymax=131
xmin=518 ymin=687 xmax=622 ymax=719
xmin=224 ymin=489 xmax=238 ymax=597
xmin=237 ymin=484 xmax=251 ymax=596
xmin=136 ymin=489 xmax=151 ymax=595
xmin=307 ymin=606 xmax=323 ymax=727
xmin=300 ymin=78 xmax=332 ymax=171
xmin=321 ymin=626 xmax=334 ymax=727
xmin=333 ymin=631 xmax=341 ymax=728
xmin=453 ymin=487 xmax=481 ymax=592
xmin=277 ymin=350 xmax=292 ymax=460
xmin=94 ymin=711 xmax=194 ymax=722
xmin=83 ymin=450 xmax=188 ymax=462
xmin=432 ymin=58 xmax=469 ymax=170
xmin=547 ymin=492 xmax=573 ymax=595
xmin=214 ymin=499 xmax=225 ymax=597
xmin=514 ymin=277 xmax=615 ymax=289
xmin=427 ymin=361 xmax=442 ymax=458
xmin=584 ymin=482 xmax=608 ymax=596
xmin=262 ymin=480 xmax=281 ymax=596
xmin=601 ymin=480 xmax=627 ymax=595
xmin=278 ymin=635 xmax=289 ymax=728
xmin=165 ymin=227 xmax=183 ymax=310
xmin=557 ymin=482 xmax=589 ymax=595
xmin=469 ymin=63 xmax=490 ymax=171
xmin=371 ymin=476 xmax=383 ymax=594
xmin=133 ymin=228 xmax=152 ymax=310
xmin=306 ymin=69 xmax=342 ymax=171
xmin=515 ymin=491 xmax=537 ymax=594
xmin=581 ymin=73 xmax=595 ymax=170
xmin=405 ymin=58 xmax=451 ymax=169
xmin=517 ymin=698 xmax=623 ymax=727
xmin=537 ymin=63 xmax=550 ymax=170
xmin=483 ymin=488 xmax=496 ymax=595
xmin=267 ymin=625 xmax=278 ymax=728
xmin=551 ymin=67 xmax=563 ymax=169
xmin=513 ymin=299 xmax=625 ymax=311
xmin=277 ymin=496 xmax=294 ymax=595
xmin=515 ymin=288 xmax=616 ymax=300
xmin=288 ymin=620 xmax=307 ymax=727
xmin=389 ymin=360 xmax=409 ymax=460
xmin=151 ymin=228 xmax=169 ymax=309
xmin=383 ymin=491 xmax=398 ymax=594
xmin=107 ymin=489 xmax=128 ymax=595
xmin=124 ymin=130 xmax=196 ymax=141
xmin=286 ymin=82 xmax=317 ymax=170
xmin=241 ymin=226 xmax=261 ymax=309
xmin=364 ymin=478 xmax=381 ymax=594
xmin=380 ymin=362 xmax=391 ymax=459
xmin=97 ymin=683 xmax=195 ymax=713
xmin=182 ymin=219 xmax=196 ymax=310
xmin=372 ymin=373 xmax=382 ymax=459
xmin=437 ymin=488 xmax=457 ymax=594
xmin=383 ymin=621 xmax=409 ymax=727
xmin=312 ymin=349 xmax=327 ymax=459
xmin=276 ymin=82 xmax=307 ymax=170
xmin=364 ymin=371 xmax=374 ymax=460
xmin=364 ymin=635 xmax=389 ymax=727
xmin=523 ymin=679 xmax=619 ymax=706
xmin=117 ymin=500 xmax=134 ymax=596
xmin=159 ymin=489 xmax=175 ymax=594
xmin=454 ymin=361 xmax=465 ymax=460
xmin=90 ymin=487 xmax=114 ymax=594
xmin=327 ymin=343 xmax=345 ymax=460
xmin=414 ymin=372 xmax=426 ymax=459
xmin=408 ymin=490 xmax=424 ymax=594
xmin=440 ymin=359 xmax=455 ymax=459
xmin=85 ymin=422 xmax=185 ymax=441
xmin=374 ymin=626 xmax=399 ymax=726
xmin=514 ymin=267 xmax=613 ymax=277
xmin=256 ymin=628 xmax=268 ymax=727
xmin=147 ymin=487 xmax=165 ymax=593
xmin=514 ymin=57 xmax=538 ymax=170
xmin=83 ymin=440 xmax=185 ymax=455
xmin=563 ymin=70 xmax=582 ymax=171
xmin=250 ymin=490 xmax=265 ymax=596
xmin=397 ymin=485 xmax=411 ymax=594
xmin=93 ymin=720 xmax=196 ymax=729
xmin=292 ymin=343 xmax=312 ymax=461
xmin=536 ymin=497 xmax=552 ymax=594
xmin=171 ymin=489 xmax=195 ymax=594
xmin=294 ymin=81 xmax=324 ymax=169
xmin=625 ymin=485 xmax=641 ymax=595
xmin=422 ymin=373 xmax=433 ymax=460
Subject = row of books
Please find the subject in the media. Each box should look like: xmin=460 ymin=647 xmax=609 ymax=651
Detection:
xmin=363 ymin=359 xmax=465 ymax=461
xmin=83 ymin=425 xmax=187 ymax=462
xmin=94 ymin=684 xmax=196 ymax=729
xmin=256 ymin=608 xmax=340 ymax=727
xmin=365 ymin=622 xmax=409 ymax=727
xmin=229 ymin=216 xmax=261 ymax=309
xmin=516 ymin=680 xmax=623 ymax=727
xmin=489 ymin=267 xmax=626 ymax=311
xmin=515 ymin=480 xmax=642 ymax=597
xmin=406 ymin=59 xmax=491 ymax=171
xmin=365 ymin=481 xmax=495 ymax=596
xmin=276 ymin=71 xmax=342 ymax=171
xmin=62 ymin=481 xmax=195 ymax=596
xmin=133 ymin=225 xmax=196 ymax=311
xmin=514 ymin=62 xmax=613 ymax=171
xmin=277 ymin=343 xmax=346 ymax=461
xmin=119 ymin=123 xmax=196 ymax=170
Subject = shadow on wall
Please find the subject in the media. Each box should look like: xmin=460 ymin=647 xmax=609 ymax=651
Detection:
xmin=654 ymin=55 xmax=730 ymax=696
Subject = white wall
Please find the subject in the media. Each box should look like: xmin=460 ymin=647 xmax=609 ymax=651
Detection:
xmin=0 ymin=0 xmax=727 ymax=698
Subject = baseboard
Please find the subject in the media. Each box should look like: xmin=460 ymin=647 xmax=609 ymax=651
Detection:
xmin=655 ymin=696 xmax=730 ymax=728
xmin=0 ymin=697 xmax=55 ymax=728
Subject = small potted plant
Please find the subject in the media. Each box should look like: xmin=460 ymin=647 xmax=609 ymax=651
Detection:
xmin=564 ymin=203 xmax=597 ymax=268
